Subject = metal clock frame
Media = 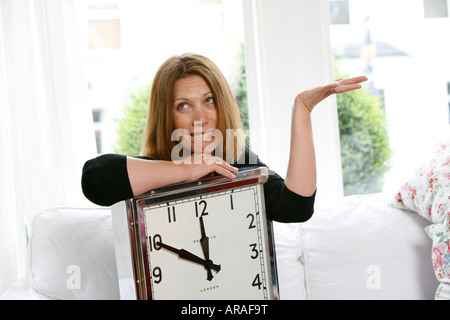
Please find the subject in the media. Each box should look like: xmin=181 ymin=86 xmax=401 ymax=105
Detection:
xmin=111 ymin=166 xmax=279 ymax=300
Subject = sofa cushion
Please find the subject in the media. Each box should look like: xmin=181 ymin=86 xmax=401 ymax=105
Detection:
xmin=425 ymin=215 xmax=450 ymax=299
xmin=26 ymin=207 xmax=119 ymax=300
xmin=302 ymin=193 xmax=437 ymax=300
xmin=390 ymin=139 xmax=450 ymax=224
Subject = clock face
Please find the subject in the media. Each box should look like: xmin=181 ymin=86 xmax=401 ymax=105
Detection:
xmin=142 ymin=184 xmax=275 ymax=300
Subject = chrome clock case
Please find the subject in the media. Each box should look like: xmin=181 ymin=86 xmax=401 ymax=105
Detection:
xmin=111 ymin=166 xmax=279 ymax=300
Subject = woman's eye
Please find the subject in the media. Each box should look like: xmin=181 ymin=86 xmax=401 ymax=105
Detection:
xmin=205 ymin=97 xmax=215 ymax=104
xmin=176 ymin=103 xmax=189 ymax=110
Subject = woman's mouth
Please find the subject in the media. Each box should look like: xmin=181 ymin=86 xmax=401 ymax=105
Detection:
xmin=192 ymin=129 xmax=215 ymax=140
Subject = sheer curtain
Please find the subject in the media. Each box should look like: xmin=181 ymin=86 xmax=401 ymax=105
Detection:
xmin=0 ymin=0 xmax=96 ymax=295
xmin=242 ymin=0 xmax=344 ymax=207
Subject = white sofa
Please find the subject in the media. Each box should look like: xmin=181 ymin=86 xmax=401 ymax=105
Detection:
xmin=0 ymin=193 xmax=439 ymax=300
xmin=275 ymin=193 xmax=437 ymax=300
xmin=3 ymin=140 xmax=449 ymax=300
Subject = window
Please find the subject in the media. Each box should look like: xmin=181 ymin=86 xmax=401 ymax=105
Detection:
xmin=329 ymin=0 xmax=450 ymax=196
xmin=448 ymin=82 xmax=450 ymax=123
xmin=424 ymin=0 xmax=449 ymax=18
xmin=329 ymin=0 xmax=350 ymax=25
xmin=196 ymin=0 xmax=222 ymax=4
xmin=88 ymin=20 xmax=121 ymax=50
xmin=92 ymin=109 xmax=101 ymax=122
xmin=95 ymin=130 xmax=102 ymax=154
xmin=82 ymin=0 xmax=246 ymax=155
xmin=448 ymin=102 xmax=450 ymax=124
xmin=88 ymin=0 xmax=118 ymax=10
xmin=87 ymin=1 xmax=120 ymax=51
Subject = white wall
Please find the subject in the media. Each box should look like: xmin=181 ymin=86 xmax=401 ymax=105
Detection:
xmin=242 ymin=0 xmax=344 ymax=206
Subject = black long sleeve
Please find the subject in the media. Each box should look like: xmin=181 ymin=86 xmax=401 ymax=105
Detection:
xmin=233 ymin=148 xmax=315 ymax=223
xmin=81 ymin=149 xmax=315 ymax=223
xmin=81 ymin=153 xmax=134 ymax=207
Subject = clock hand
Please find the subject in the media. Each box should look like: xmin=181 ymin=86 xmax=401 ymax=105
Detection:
xmin=156 ymin=241 xmax=206 ymax=266
xmin=199 ymin=217 xmax=213 ymax=280
xmin=156 ymin=241 xmax=221 ymax=280
xmin=199 ymin=216 xmax=209 ymax=260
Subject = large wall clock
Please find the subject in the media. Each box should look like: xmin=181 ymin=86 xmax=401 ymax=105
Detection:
xmin=111 ymin=167 xmax=279 ymax=300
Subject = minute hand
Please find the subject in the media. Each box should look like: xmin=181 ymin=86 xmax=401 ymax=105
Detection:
xmin=199 ymin=217 xmax=209 ymax=261
xmin=199 ymin=217 xmax=215 ymax=280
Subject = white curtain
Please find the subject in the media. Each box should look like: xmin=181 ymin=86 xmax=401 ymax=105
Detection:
xmin=0 ymin=0 xmax=96 ymax=295
xmin=242 ymin=0 xmax=344 ymax=207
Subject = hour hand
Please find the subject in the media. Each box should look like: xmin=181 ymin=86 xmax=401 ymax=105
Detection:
xmin=156 ymin=241 xmax=220 ymax=280
xmin=156 ymin=241 xmax=206 ymax=266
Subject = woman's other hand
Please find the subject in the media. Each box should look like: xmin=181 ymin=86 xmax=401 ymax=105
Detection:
xmin=180 ymin=153 xmax=239 ymax=181
xmin=295 ymin=76 xmax=368 ymax=113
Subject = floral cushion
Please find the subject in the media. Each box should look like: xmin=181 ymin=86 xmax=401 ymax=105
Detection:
xmin=390 ymin=139 xmax=450 ymax=299
xmin=390 ymin=140 xmax=450 ymax=224
xmin=425 ymin=214 xmax=450 ymax=299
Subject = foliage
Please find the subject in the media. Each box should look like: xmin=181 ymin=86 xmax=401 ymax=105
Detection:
xmin=234 ymin=41 xmax=250 ymax=145
xmin=113 ymin=83 xmax=150 ymax=156
xmin=336 ymin=67 xmax=392 ymax=196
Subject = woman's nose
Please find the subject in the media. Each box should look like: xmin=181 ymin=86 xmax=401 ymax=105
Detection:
xmin=192 ymin=106 xmax=209 ymax=127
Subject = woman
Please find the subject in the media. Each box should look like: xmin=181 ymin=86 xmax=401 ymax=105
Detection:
xmin=82 ymin=53 xmax=367 ymax=222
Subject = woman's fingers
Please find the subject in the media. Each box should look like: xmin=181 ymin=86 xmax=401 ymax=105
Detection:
xmin=338 ymin=76 xmax=368 ymax=85
xmin=192 ymin=154 xmax=238 ymax=179
xmin=181 ymin=154 xmax=237 ymax=181
xmin=215 ymin=165 xmax=237 ymax=179
xmin=295 ymin=75 xmax=368 ymax=113
xmin=333 ymin=83 xmax=362 ymax=94
xmin=211 ymin=156 xmax=238 ymax=178
xmin=328 ymin=76 xmax=368 ymax=94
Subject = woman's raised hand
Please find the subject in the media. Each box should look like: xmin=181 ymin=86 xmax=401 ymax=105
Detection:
xmin=295 ymin=76 xmax=368 ymax=113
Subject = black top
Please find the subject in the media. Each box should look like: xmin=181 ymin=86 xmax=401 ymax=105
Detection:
xmin=81 ymin=148 xmax=315 ymax=223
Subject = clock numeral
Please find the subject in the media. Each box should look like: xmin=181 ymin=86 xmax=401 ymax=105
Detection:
xmin=246 ymin=213 xmax=256 ymax=229
xmin=148 ymin=234 xmax=162 ymax=252
xmin=167 ymin=206 xmax=176 ymax=223
xmin=252 ymin=273 xmax=263 ymax=290
xmin=195 ymin=200 xmax=208 ymax=217
xmin=152 ymin=266 xmax=162 ymax=284
xmin=249 ymin=243 xmax=258 ymax=259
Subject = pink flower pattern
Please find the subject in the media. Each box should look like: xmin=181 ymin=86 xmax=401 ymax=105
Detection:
xmin=390 ymin=140 xmax=450 ymax=224
xmin=392 ymin=140 xmax=450 ymax=298
xmin=427 ymin=219 xmax=450 ymax=286
xmin=432 ymin=244 xmax=445 ymax=271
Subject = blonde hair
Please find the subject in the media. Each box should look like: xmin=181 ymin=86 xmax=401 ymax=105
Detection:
xmin=141 ymin=53 xmax=245 ymax=163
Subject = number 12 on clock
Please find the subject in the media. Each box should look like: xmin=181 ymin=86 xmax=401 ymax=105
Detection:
xmin=111 ymin=167 xmax=279 ymax=300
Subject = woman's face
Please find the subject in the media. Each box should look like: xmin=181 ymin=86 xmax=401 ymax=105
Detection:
xmin=172 ymin=75 xmax=219 ymax=154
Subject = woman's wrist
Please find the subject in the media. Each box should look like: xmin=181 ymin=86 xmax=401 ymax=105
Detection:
xmin=292 ymin=101 xmax=313 ymax=122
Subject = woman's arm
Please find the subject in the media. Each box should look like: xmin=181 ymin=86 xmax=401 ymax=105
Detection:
xmin=234 ymin=148 xmax=315 ymax=223
xmin=127 ymin=154 xmax=238 ymax=197
xmin=285 ymin=106 xmax=317 ymax=197
xmin=285 ymin=77 xmax=368 ymax=197
xmin=81 ymin=153 xmax=238 ymax=206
